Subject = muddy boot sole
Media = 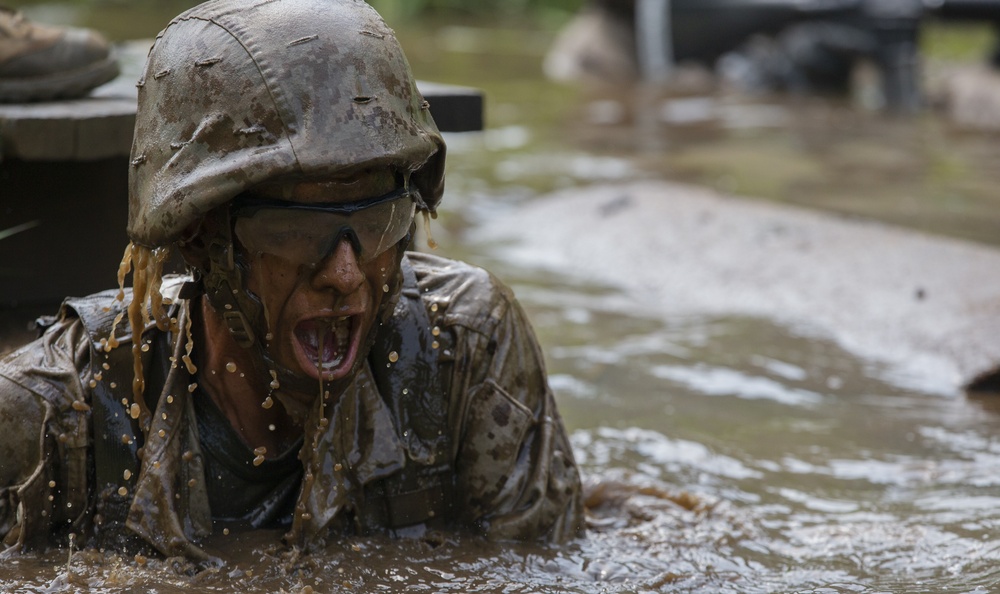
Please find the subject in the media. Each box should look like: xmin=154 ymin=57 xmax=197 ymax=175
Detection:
xmin=0 ymin=51 xmax=120 ymax=103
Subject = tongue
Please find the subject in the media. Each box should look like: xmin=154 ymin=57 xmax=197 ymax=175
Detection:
xmin=296 ymin=320 xmax=344 ymax=366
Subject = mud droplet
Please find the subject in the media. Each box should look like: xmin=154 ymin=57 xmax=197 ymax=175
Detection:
xmin=158 ymin=429 xmax=166 ymax=438
xmin=123 ymin=469 xmax=132 ymax=481
xmin=388 ymin=351 xmax=399 ymax=363
xmin=166 ymin=395 xmax=174 ymax=404
xmin=262 ymin=396 xmax=274 ymax=410
xmin=253 ymin=446 xmax=267 ymax=456
xmin=48 ymin=480 xmax=56 ymax=488
xmin=226 ymin=362 xmax=237 ymax=373
xmin=432 ymin=326 xmax=441 ymax=337
xmin=253 ymin=455 xmax=265 ymax=467
xmin=188 ymin=383 xmax=198 ymax=393
xmin=223 ymin=528 xmax=231 ymax=536
xmin=334 ymin=463 xmax=343 ymax=472
xmin=432 ymin=341 xmax=440 ymax=350
xmin=129 ymin=403 xmax=140 ymax=419
xmin=102 ymin=362 xmax=110 ymax=370
xmin=140 ymin=343 xmax=150 ymax=353
xmin=430 ymin=303 xmax=439 ymax=313
xmin=383 ymin=284 xmax=390 ymax=293
xmin=268 ymin=424 xmax=276 ymax=431
xmin=188 ymin=478 xmax=197 ymax=487
xmin=118 ymin=486 xmax=128 ymax=497
xmin=88 ymin=379 xmax=98 ymax=388
xmin=110 ymin=382 xmax=118 ymax=389
xmin=72 ymin=401 xmax=90 ymax=412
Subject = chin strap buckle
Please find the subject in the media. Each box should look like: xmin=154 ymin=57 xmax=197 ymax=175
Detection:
xmin=203 ymin=224 xmax=262 ymax=350
xmin=223 ymin=310 xmax=256 ymax=348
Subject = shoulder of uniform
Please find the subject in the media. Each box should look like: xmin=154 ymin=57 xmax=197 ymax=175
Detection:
xmin=405 ymin=252 xmax=516 ymax=331
xmin=59 ymin=273 xmax=192 ymax=346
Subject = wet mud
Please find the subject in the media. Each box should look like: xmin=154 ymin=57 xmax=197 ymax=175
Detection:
xmin=477 ymin=179 xmax=1000 ymax=394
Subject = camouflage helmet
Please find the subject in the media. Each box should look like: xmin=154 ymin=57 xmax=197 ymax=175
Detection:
xmin=127 ymin=0 xmax=446 ymax=248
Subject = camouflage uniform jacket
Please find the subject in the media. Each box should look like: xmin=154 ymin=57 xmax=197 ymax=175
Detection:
xmin=0 ymin=252 xmax=583 ymax=559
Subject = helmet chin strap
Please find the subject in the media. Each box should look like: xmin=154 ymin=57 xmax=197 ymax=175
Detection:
xmin=198 ymin=213 xmax=411 ymax=406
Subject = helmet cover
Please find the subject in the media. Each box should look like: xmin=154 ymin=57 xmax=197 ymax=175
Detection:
xmin=128 ymin=0 xmax=446 ymax=247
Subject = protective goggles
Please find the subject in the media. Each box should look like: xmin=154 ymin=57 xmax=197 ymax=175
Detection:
xmin=231 ymin=185 xmax=416 ymax=267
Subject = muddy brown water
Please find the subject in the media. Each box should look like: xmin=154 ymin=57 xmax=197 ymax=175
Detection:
xmin=3 ymin=5 xmax=1000 ymax=592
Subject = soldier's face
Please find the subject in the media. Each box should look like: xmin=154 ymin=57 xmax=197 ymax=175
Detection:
xmin=235 ymin=170 xmax=403 ymax=384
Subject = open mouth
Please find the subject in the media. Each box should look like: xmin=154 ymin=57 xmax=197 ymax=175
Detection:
xmin=293 ymin=316 xmax=356 ymax=379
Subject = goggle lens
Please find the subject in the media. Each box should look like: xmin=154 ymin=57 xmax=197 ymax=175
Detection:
xmin=233 ymin=191 xmax=415 ymax=266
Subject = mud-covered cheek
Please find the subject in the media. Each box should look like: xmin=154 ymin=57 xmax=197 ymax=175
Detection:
xmin=246 ymin=255 xmax=300 ymax=312
xmin=366 ymin=253 xmax=398 ymax=301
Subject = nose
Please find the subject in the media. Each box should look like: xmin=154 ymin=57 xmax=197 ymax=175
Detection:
xmin=310 ymin=238 xmax=365 ymax=294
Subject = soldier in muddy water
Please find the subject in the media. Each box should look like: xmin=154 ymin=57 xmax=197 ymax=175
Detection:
xmin=0 ymin=0 xmax=582 ymax=562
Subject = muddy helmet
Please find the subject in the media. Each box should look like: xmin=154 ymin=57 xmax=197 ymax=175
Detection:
xmin=127 ymin=0 xmax=446 ymax=248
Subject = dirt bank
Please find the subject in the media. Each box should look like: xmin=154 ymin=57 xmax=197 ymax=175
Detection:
xmin=480 ymin=180 xmax=1000 ymax=395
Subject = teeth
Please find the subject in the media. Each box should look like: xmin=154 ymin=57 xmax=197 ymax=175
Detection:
xmin=327 ymin=321 xmax=350 ymax=368
xmin=297 ymin=317 xmax=351 ymax=371
xmin=300 ymin=316 xmax=348 ymax=349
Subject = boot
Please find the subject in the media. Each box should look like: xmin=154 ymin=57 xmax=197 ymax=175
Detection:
xmin=0 ymin=7 xmax=119 ymax=103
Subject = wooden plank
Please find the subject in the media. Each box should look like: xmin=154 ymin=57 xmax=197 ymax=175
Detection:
xmin=0 ymin=42 xmax=484 ymax=162
xmin=418 ymin=81 xmax=486 ymax=133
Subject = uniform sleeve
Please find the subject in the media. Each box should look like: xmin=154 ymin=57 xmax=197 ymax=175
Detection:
xmin=449 ymin=292 xmax=584 ymax=542
xmin=0 ymin=317 xmax=91 ymax=551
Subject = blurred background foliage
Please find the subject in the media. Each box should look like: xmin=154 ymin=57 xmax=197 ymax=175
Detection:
xmin=8 ymin=0 xmax=982 ymax=90
xmin=367 ymin=0 xmax=581 ymax=26
xmin=6 ymin=0 xmax=585 ymax=39
xmin=5 ymin=0 xmax=993 ymax=61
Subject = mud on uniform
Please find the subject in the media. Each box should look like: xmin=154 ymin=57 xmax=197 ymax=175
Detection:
xmin=0 ymin=252 xmax=583 ymax=559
